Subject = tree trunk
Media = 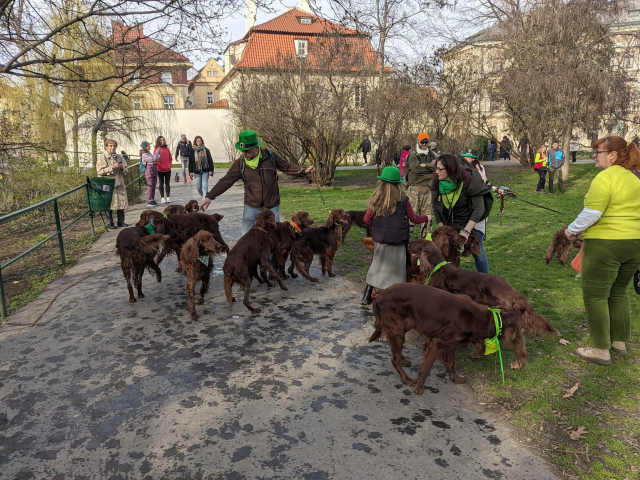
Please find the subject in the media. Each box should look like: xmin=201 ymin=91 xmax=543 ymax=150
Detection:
xmin=91 ymin=129 xmax=98 ymax=169
xmin=72 ymin=106 xmax=79 ymax=168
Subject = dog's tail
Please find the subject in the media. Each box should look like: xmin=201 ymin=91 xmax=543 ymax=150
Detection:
xmin=521 ymin=305 xmax=559 ymax=335
xmin=138 ymin=234 xmax=169 ymax=255
xmin=544 ymin=243 xmax=555 ymax=264
xmin=223 ymin=273 xmax=234 ymax=305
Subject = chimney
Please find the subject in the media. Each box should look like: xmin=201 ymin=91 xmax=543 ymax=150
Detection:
xmin=245 ymin=0 xmax=256 ymax=34
xmin=299 ymin=0 xmax=310 ymax=12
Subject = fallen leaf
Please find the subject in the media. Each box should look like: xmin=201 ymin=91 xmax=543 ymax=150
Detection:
xmin=570 ymin=426 xmax=588 ymax=440
xmin=507 ymin=260 xmax=512 ymax=263
xmin=559 ymin=339 xmax=571 ymax=346
xmin=540 ymin=426 xmax=544 ymax=431
xmin=531 ymin=247 xmax=536 ymax=250
xmin=563 ymin=382 xmax=580 ymax=398
xmin=533 ymin=288 xmax=541 ymax=292
xmin=507 ymin=249 xmax=512 ymax=253
xmin=13 ymin=281 xmax=19 ymax=284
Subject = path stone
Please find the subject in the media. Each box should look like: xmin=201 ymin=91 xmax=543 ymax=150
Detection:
xmin=0 ymin=168 xmax=558 ymax=479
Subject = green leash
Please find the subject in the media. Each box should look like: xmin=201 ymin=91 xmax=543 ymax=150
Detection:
xmin=423 ymin=260 xmax=450 ymax=285
xmin=144 ymin=221 xmax=156 ymax=234
xmin=485 ymin=307 xmax=505 ymax=384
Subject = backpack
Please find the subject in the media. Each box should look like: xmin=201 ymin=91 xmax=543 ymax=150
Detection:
xmin=139 ymin=157 xmax=145 ymax=174
xmin=462 ymin=168 xmax=494 ymax=222
xmin=239 ymin=148 xmax=278 ymax=183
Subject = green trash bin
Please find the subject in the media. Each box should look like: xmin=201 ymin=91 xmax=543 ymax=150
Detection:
xmin=88 ymin=177 xmax=115 ymax=213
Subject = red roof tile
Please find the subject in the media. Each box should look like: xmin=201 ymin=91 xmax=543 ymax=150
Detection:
xmin=235 ymin=32 xmax=380 ymax=71
xmin=207 ymin=99 xmax=229 ymax=109
xmin=247 ymin=8 xmax=360 ymax=37
xmin=111 ymin=21 xmax=190 ymax=64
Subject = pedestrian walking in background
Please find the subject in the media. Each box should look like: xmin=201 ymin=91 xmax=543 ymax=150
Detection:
xmin=361 ymin=166 xmax=431 ymax=304
xmin=199 ymin=130 xmax=315 ymax=234
xmin=547 ymin=140 xmax=565 ymax=193
xmin=154 ymin=136 xmax=173 ymax=204
xmin=499 ymin=136 xmax=511 ymax=162
xmin=534 ymin=144 xmax=548 ymax=193
xmin=565 ymin=136 xmax=640 ymax=365
xmin=405 ymin=133 xmax=436 ymax=228
xmin=570 ymin=135 xmax=580 ymax=163
xmin=188 ymin=136 xmax=214 ymax=200
xmin=97 ymin=139 xmax=129 ymax=228
xmin=357 ymin=135 xmax=371 ymax=166
xmin=398 ymin=145 xmax=411 ymax=178
xmin=488 ymin=139 xmax=497 ymax=162
xmin=140 ymin=140 xmax=160 ymax=206
xmin=175 ymin=134 xmax=192 ymax=183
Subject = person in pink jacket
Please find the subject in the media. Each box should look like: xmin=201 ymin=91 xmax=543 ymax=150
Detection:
xmin=140 ymin=141 xmax=161 ymax=206
xmin=398 ymin=144 xmax=411 ymax=177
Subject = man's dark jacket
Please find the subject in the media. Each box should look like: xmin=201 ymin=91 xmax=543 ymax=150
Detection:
xmin=206 ymin=148 xmax=304 ymax=208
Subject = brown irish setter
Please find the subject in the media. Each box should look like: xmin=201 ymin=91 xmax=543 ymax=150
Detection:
xmin=223 ymin=210 xmax=287 ymax=314
xmin=371 ymin=283 xmax=525 ymax=394
xmin=272 ymin=211 xmax=314 ymax=279
xmin=179 ymin=230 xmax=229 ymax=320
xmin=409 ymin=239 xmax=557 ymax=336
xmin=341 ymin=210 xmax=372 ymax=242
xmin=288 ymin=208 xmax=351 ymax=282
xmin=163 ymin=200 xmax=200 ymax=215
xmin=430 ymin=225 xmax=482 ymax=267
xmin=136 ymin=210 xmax=226 ymax=268
xmin=545 ymin=226 xmax=583 ymax=266
xmin=115 ymin=219 xmax=173 ymax=303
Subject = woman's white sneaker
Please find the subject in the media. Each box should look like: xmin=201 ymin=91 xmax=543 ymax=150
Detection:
xmin=160 ymin=198 xmax=166 ymax=204
xmin=166 ymin=197 xmax=171 ymax=203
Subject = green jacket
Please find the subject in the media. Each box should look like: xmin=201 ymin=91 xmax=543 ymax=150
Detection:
xmin=406 ymin=148 xmax=436 ymax=187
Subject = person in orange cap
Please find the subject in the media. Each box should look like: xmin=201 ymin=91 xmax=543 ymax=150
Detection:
xmin=405 ymin=133 xmax=436 ymax=229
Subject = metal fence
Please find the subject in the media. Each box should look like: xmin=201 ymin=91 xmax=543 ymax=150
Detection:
xmin=0 ymin=157 xmax=144 ymax=319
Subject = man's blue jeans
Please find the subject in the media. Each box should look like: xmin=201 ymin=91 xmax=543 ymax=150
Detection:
xmin=242 ymin=204 xmax=280 ymax=235
xmin=180 ymin=156 xmax=188 ymax=180
xmin=472 ymin=229 xmax=489 ymax=273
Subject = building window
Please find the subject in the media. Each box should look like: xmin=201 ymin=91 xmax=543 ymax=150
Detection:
xmin=214 ymin=71 xmax=219 ymax=77
xmin=354 ymin=85 xmax=366 ymax=108
xmin=130 ymin=70 xmax=140 ymax=84
xmin=294 ymin=39 xmax=308 ymax=57
xmin=132 ymin=97 xmax=142 ymax=110
xmin=207 ymin=71 xmax=212 ymax=77
xmin=206 ymin=91 xmax=214 ymax=104
xmin=163 ymin=96 xmax=174 ymax=109
xmin=161 ymin=71 xmax=172 ymax=84
xmin=300 ymin=17 xmax=312 ymax=24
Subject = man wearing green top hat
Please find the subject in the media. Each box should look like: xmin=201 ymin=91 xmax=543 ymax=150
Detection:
xmin=200 ymin=130 xmax=315 ymax=234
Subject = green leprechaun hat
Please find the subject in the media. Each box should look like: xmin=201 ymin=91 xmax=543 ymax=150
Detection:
xmin=377 ymin=166 xmax=403 ymax=183
xmin=235 ymin=130 xmax=263 ymax=151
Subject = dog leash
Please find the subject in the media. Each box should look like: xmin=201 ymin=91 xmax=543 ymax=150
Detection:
xmin=313 ymin=171 xmax=332 ymax=214
xmin=485 ymin=308 xmax=505 ymax=384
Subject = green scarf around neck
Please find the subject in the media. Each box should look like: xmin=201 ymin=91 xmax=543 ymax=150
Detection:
xmin=438 ymin=179 xmax=458 ymax=194
xmin=440 ymin=181 xmax=462 ymax=209
xmin=245 ymin=149 xmax=261 ymax=169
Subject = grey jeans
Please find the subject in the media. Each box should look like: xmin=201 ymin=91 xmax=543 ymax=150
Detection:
xmin=180 ymin=156 xmax=189 ymax=180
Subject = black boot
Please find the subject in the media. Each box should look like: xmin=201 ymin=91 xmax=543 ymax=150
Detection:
xmin=106 ymin=210 xmax=117 ymax=229
xmin=116 ymin=209 xmax=128 ymax=227
xmin=361 ymin=284 xmax=373 ymax=305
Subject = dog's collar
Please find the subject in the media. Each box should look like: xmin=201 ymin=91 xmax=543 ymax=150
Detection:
xmin=291 ymin=221 xmax=302 ymax=235
xmin=144 ymin=222 xmax=156 ymax=234
xmin=484 ymin=308 xmax=505 ymax=384
xmin=424 ymin=260 xmax=450 ymax=285
xmin=163 ymin=213 xmax=168 ymax=218
xmin=254 ymin=226 xmax=267 ymax=233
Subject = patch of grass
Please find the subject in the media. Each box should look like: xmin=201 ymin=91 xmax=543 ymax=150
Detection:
xmin=280 ymin=164 xmax=640 ymax=480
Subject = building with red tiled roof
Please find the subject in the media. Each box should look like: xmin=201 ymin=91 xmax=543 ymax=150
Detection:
xmin=187 ymin=58 xmax=224 ymax=108
xmin=111 ymin=21 xmax=193 ymax=110
xmin=217 ymin=7 xmax=382 ymax=105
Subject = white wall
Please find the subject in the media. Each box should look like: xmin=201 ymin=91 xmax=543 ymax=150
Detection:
xmin=66 ymin=108 xmax=234 ymax=166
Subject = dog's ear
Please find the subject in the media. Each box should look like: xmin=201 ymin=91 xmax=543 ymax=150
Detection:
xmin=180 ymin=238 xmax=200 ymax=263
xmin=211 ymin=213 xmax=223 ymax=222
xmin=136 ymin=211 xmax=152 ymax=227
xmin=463 ymin=234 xmax=482 ymax=257
xmin=431 ymin=230 xmax=450 ymax=256
xmin=499 ymin=308 xmax=523 ymax=334
xmin=154 ymin=218 xmax=173 ymax=234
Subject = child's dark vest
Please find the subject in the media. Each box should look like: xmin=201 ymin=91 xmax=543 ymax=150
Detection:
xmin=372 ymin=197 xmax=410 ymax=245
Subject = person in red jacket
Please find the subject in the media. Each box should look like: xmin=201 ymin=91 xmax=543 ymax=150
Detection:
xmin=154 ymin=136 xmax=173 ymax=203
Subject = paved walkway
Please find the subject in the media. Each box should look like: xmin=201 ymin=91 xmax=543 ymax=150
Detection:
xmin=0 ymin=169 xmax=558 ymax=479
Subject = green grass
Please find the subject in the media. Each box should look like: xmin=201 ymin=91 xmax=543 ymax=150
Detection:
xmin=280 ymin=164 xmax=640 ymax=480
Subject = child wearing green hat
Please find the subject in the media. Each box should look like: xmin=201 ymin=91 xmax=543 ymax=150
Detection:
xmin=361 ymin=166 xmax=431 ymax=304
